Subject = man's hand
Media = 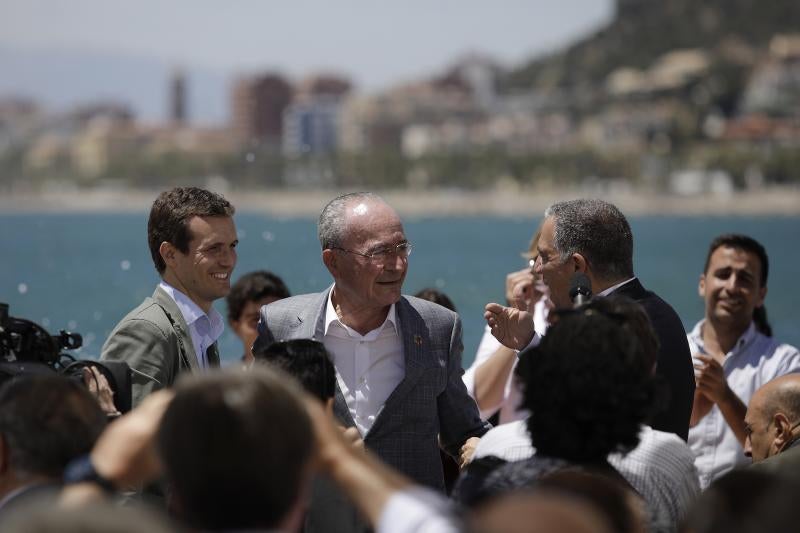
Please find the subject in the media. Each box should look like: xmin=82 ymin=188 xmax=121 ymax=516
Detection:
xmin=341 ymin=425 xmax=366 ymax=453
xmin=484 ymin=303 xmax=535 ymax=350
xmin=459 ymin=437 xmax=481 ymax=468
xmin=90 ymin=390 xmax=174 ymax=489
xmin=694 ymin=354 xmax=729 ymax=404
xmin=82 ymin=366 xmax=120 ymax=417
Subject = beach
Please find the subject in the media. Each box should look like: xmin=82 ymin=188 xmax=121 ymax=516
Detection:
xmin=2 ymin=186 xmax=800 ymax=217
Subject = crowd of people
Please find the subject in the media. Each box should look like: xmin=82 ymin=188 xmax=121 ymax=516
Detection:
xmin=1 ymin=187 xmax=798 ymax=533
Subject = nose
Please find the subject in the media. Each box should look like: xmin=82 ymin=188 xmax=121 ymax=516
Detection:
xmin=385 ymin=252 xmax=407 ymax=272
xmin=533 ymin=255 xmax=544 ymax=275
xmin=743 ymin=435 xmax=752 ymax=458
xmin=221 ymin=246 xmax=237 ymax=268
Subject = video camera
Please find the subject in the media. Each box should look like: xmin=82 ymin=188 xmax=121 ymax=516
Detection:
xmin=0 ymin=302 xmax=132 ymax=414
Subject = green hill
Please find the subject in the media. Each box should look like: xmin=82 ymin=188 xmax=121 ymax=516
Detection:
xmin=503 ymin=0 xmax=800 ymax=92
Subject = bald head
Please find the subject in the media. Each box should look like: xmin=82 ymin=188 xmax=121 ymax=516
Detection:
xmin=318 ymin=192 xmax=394 ymax=250
xmin=744 ymin=374 xmax=800 ymax=462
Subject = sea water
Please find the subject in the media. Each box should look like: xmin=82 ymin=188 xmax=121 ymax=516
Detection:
xmin=2 ymin=212 xmax=798 ymax=365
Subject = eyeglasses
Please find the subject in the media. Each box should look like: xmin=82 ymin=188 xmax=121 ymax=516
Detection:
xmin=332 ymin=242 xmax=413 ymax=264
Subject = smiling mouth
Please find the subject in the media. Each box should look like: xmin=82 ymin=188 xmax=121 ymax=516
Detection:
xmin=212 ymin=273 xmax=229 ymax=281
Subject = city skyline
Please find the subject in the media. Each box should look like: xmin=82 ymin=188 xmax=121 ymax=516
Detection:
xmin=0 ymin=1 xmax=612 ymax=123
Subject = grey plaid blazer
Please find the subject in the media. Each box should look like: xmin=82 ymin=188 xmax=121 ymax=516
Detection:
xmin=253 ymin=287 xmax=490 ymax=490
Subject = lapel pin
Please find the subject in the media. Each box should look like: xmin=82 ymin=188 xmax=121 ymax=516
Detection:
xmin=414 ymin=334 xmax=423 ymax=346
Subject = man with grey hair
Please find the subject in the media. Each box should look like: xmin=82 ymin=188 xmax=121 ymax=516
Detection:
xmin=254 ymin=192 xmax=489 ymax=493
xmin=485 ymin=199 xmax=694 ymax=440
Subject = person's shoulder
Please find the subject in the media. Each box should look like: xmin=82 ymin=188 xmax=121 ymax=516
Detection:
xmin=263 ymin=292 xmax=325 ymax=313
xmin=403 ymin=295 xmax=458 ymax=320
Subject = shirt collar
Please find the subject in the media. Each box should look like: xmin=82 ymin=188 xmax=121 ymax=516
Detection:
xmin=324 ymin=286 xmax=398 ymax=339
xmin=159 ymin=281 xmax=224 ymax=340
xmin=689 ymin=319 xmax=757 ymax=355
xmin=597 ymin=276 xmax=637 ymax=297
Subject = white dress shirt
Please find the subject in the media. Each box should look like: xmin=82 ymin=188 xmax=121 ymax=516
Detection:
xmin=159 ymin=281 xmax=224 ymax=369
xmin=323 ymin=290 xmax=404 ymax=437
xmin=473 ymin=421 xmax=700 ymax=533
xmin=378 ymin=487 xmax=461 ymax=533
xmin=687 ymin=319 xmax=800 ymax=489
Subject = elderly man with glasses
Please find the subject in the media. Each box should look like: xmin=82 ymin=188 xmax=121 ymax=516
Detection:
xmin=253 ymin=193 xmax=489 ymax=520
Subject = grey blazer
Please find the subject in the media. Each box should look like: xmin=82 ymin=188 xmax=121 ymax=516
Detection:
xmin=101 ymin=286 xmax=219 ymax=407
xmin=253 ymin=287 xmax=490 ymax=490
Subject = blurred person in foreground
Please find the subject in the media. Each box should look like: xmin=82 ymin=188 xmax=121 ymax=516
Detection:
xmin=255 ymin=339 xmax=359 ymax=533
xmin=681 ymin=469 xmax=799 ymax=533
xmin=227 ymin=270 xmax=291 ymax=364
xmin=0 ymin=376 xmax=106 ymax=517
xmin=463 ymin=224 xmax=550 ymax=425
xmin=743 ymin=373 xmax=800 ymax=480
xmin=468 ymin=297 xmax=699 ymax=533
xmin=484 ymin=199 xmax=694 ymax=441
xmin=253 ymin=192 xmax=489 ymax=491
xmin=687 ymin=234 xmax=800 ymax=488
xmin=102 ymin=187 xmax=238 ymax=407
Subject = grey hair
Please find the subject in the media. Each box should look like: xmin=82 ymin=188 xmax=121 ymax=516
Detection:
xmin=318 ymin=192 xmax=383 ymax=249
xmin=544 ymin=199 xmax=634 ymax=281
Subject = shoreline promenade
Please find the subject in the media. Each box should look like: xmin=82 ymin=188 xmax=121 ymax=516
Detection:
xmin=1 ymin=186 xmax=799 ymax=217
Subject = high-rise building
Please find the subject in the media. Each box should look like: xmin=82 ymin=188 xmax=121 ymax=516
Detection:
xmin=170 ymin=69 xmax=187 ymax=125
xmin=230 ymin=74 xmax=293 ymax=145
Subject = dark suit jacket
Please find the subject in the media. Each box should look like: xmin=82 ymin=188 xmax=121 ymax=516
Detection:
xmin=614 ymin=278 xmax=694 ymax=441
xmin=253 ymin=288 xmax=490 ymax=490
xmin=101 ymin=286 xmax=219 ymax=407
xmin=750 ymin=439 xmax=800 ymax=483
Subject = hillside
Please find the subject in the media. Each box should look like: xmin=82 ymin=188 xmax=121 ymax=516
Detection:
xmin=503 ymin=0 xmax=800 ymax=92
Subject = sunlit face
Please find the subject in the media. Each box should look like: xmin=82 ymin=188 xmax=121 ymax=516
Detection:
xmin=231 ymin=296 xmax=282 ymax=359
xmin=166 ymin=215 xmax=238 ymax=313
xmin=533 ymin=216 xmax=575 ymax=309
xmin=326 ymin=200 xmax=408 ymax=314
xmin=699 ymin=246 xmax=766 ymax=330
xmin=744 ymin=392 xmax=774 ymax=462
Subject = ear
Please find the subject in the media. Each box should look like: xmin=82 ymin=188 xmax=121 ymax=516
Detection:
xmin=159 ymin=241 xmax=177 ymax=269
xmin=756 ymin=285 xmax=767 ymax=309
xmin=773 ymin=412 xmax=793 ymax=448
xmin=322 ymin=249 xmax=337 ymax=277
xmin=325 ymin=397 xmax=335 ymax=415
xmin=698 ymin=273 xmax=706 ymax=298
xmin=571 ymin=253 xmax=588 ymax=273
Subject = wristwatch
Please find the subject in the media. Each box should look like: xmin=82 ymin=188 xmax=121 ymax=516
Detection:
xmin=63 ymin=455 xmax=117 ymax=494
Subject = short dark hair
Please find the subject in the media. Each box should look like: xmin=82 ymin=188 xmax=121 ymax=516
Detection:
xmin=156 ymin=368 xmax=313 ymax=531
xmin=518 ymin=300 xmax=654 ymax=462
xmin=253 ymin=339 xmax=336 ymax=402
xmin=147 ymin=187 xmax=235 ymax=275
xmin=414 ymin=288 xmax=457 ymax=313
xmin=226 ymin=270 xmax=290 ymax=322
xmin=545 ymin=199 xmax=634 ymax=281
xmin=0 ymin=375 xmax=106 ymax=479
xmin=703 ymin=234 xmax=769 ymax=287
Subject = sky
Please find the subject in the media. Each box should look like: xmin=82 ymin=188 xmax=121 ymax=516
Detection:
xmin=1 ymin=0 xmax=612 ymax=90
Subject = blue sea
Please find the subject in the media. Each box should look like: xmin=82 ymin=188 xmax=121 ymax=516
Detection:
xmin=2 ymin=212 xmax=799 ymax=366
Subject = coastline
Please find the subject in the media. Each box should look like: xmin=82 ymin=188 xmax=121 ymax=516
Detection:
xmin=1 ymin=186 xmax=800 ymax=217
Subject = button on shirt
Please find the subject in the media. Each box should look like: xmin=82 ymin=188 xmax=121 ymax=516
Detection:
xmin=159 ymin=281 xmax=224 ymax=369
xmin=687 ymin=319 xmax=800 ymax=489
xmin=324 ymin=292 xmax=404 ymax=437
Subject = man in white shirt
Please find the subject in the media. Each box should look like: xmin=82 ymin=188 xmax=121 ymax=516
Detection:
xmin=253 ymin=192 xmax=489 ymax=493
xmin=688 ymin=234 xmax=800 ymax=488
xmin=101 ymin=187 xmax=238 ymax=407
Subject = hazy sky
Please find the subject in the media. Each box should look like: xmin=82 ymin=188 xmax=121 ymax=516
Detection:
xmin=1 ymin=0 xmax=612 ymax=90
